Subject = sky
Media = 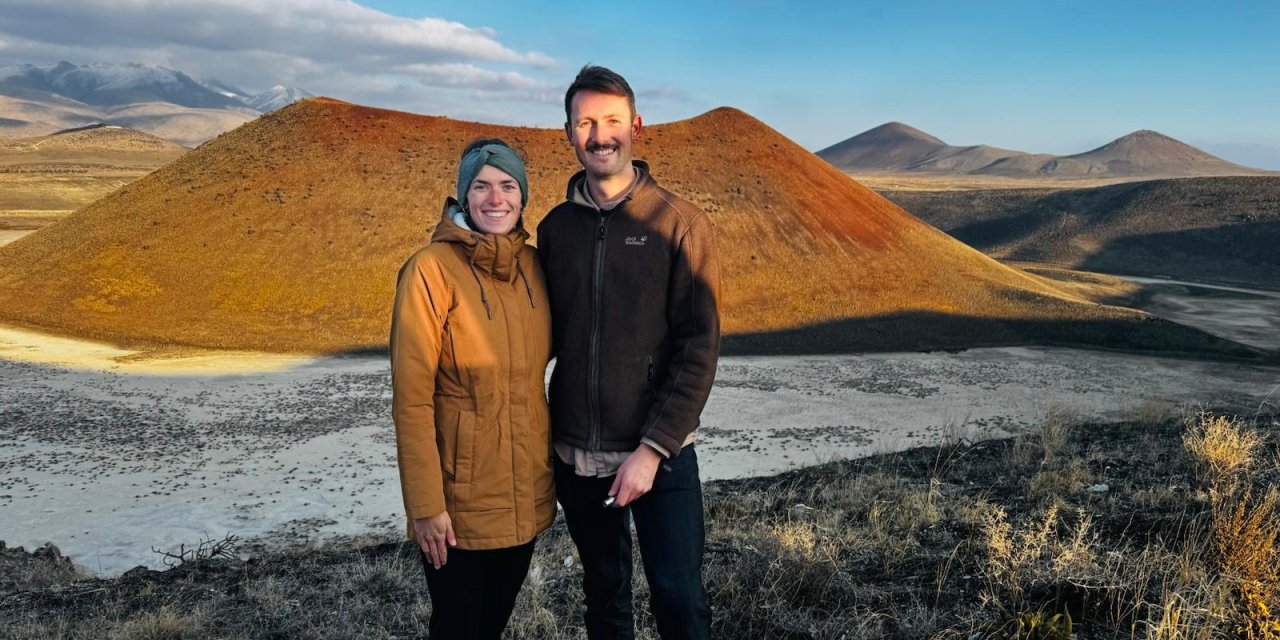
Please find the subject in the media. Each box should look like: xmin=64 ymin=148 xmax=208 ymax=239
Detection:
xmin=2 ymin=0 xmax=1278 ymax=167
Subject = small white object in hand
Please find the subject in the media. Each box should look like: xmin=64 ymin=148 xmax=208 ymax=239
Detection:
xmin=564 ymin=555 xmax=574 ymax=568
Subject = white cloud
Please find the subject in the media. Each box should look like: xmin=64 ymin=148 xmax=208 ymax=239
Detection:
xmin=395 ymin=63 xmax=546 ymax=91
xmin=0 ymin=0 xmax=560 ymax=118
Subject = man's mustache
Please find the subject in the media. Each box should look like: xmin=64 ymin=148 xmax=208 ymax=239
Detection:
xmin=585 ymin=141 xmax=619 ymax=152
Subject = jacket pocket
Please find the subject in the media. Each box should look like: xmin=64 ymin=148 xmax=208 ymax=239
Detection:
xmin=453 ymin=408 xmax=475 ymax=502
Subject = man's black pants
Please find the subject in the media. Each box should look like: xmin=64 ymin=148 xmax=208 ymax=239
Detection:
xmin=555 ymin=446 xmax=711 ymax=640
xmin=418 ymin=538 xmax=536 ymax=640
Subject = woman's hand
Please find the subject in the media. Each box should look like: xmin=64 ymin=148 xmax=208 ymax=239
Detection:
xmin=414 ymin=512 xmax=457 ymax=569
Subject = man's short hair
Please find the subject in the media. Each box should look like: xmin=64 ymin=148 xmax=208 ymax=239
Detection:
xmin=564 ymin=65 xmax=635 ymax=123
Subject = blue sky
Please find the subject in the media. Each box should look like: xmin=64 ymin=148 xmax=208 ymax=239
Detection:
xmin=364 ymin=0 xmax=1280 ymax=166
xmin=3 ymin=0 xmax=1278 ymax=166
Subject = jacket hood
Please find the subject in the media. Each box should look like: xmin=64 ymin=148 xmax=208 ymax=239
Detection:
xmin=431 ymin=198 xmax=529 ymax=283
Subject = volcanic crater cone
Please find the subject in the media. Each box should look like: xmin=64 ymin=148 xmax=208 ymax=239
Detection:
xmin=0 ymin=98 xmax=1259 ymax=357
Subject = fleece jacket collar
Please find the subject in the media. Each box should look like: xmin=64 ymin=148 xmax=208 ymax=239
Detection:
xmin=566 ymin=161 xmax=649 ymax=211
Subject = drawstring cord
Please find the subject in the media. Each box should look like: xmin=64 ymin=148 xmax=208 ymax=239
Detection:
xmin=468 ymin=262 xmax=492 ymax=320
xmin=516 ymin=258 xmax=536 ymax=308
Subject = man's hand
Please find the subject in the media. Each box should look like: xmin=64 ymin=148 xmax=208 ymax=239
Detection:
xmin=609 ymin=445 xmax=663 ymax=507
xmin=414 ymin=511 xmax=457 ymax=569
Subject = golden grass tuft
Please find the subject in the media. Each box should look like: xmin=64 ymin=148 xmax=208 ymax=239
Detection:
xmin=1184 ymin=412 xmax=1263 ymax=480
xmin=114 ymin=606 xmax=204 ymax=640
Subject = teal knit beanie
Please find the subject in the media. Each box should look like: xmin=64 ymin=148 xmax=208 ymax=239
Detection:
xmin=456 ymin=142 xmax=528 ymax=209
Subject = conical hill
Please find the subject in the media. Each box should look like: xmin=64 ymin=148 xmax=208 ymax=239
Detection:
xmin=0 ymin=98 xmax=1256 ymax=357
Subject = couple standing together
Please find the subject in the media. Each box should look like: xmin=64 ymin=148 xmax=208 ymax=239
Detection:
xmin=390 ymin=65 xmax=721 ymax=639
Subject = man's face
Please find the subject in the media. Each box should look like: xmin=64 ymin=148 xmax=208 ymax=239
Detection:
xmin=465 ymin=164 xmax=522 ymax=235
xmin=566 ymin=90 xmax=642 ymax=182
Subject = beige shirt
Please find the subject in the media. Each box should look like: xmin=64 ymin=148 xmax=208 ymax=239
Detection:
xmin=553 ymin=168 xmax=697 ymax=477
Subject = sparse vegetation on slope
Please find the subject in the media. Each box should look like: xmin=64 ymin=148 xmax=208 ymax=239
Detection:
xmin=5 ymin=408 xmax=1277 ymax=639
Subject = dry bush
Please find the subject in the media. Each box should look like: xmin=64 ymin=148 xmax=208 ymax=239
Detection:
xmin=1212 ymin=486 xmax=1280 ymax=586
xmin=1211 ymin=485 xmax=1280 ymax=639
xmin=1184 ymin=413 xmax=1263 ymax=481
xmin=980 ymin=504 xmax=1097 ymax=603
xmin=1003 ymin=435 xmax=1036 ymax=472
xmin=1028 ymin=459 xmax=1092 ymax=503
xmin=1039 ymin=407 xmax=1078 ymax=465
xmin=114 ymin=606 xmax=205 ymax=640
xmin=1132 ymin=485 xmax=1188 ymax=511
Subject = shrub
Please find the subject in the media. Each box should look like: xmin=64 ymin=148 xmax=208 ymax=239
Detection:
xmin=1184 ymin=413 xmax=1262 ymax=481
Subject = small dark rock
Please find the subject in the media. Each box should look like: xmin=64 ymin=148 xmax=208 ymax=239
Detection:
xmin=121 ymin=565 xmax=151 ymax=579
xmin=33 ymin=543 xmax=66 ymax=564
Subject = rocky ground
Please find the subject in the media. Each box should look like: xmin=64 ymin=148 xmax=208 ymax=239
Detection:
xmin=3 ymin=410 xmax=1278 ymax=639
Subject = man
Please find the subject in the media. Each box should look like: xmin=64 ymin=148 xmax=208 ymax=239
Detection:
xmin=537 ymin=65 xmax=721 ymax=640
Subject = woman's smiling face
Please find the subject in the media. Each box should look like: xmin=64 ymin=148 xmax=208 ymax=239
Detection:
xmin=465 ymin=164 xmax=522 ymax=234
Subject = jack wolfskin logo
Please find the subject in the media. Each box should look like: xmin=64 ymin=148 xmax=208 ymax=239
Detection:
xmin=625 ymin=235 xmax=647 ymax=246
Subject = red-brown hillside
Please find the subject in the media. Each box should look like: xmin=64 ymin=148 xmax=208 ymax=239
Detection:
xmin=0 ymin=98 xmax=1254 ymax=356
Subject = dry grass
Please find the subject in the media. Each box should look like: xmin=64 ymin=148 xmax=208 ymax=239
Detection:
xmin=4 ymin=408 xmax=1278 ymax=639
xmin=1038 ymin=406 xmax=1077 ymax=465
xmin=114 ymin=606 xmax=206 ymax=640
xmin=1184 ymin=412 xmax=1264 ymax=480
xmin=1028 ymin=459 xmax=1092 ymax=503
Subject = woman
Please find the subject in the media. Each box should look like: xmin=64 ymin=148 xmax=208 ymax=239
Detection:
xmin=390 ymin=139 xmax=554 ymax=639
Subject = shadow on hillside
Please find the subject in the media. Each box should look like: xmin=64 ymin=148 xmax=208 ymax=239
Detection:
xmin=1075 ymin=221 xmax=1280 ymax=291
xmin=893 ymin=178 xmax=1280 ymax=291
xmin=720 ymin=310 xmax=1277 ymax=364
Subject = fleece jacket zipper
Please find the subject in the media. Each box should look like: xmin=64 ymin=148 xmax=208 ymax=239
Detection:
xmin=588 ymin=212 xmax=610 ymax=451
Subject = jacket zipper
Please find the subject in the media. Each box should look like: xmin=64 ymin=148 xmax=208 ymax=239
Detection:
xmin=647 ymin=356 xmax=655 ymax=395
xmin=588 ymin=213 xmax=609 ymax=450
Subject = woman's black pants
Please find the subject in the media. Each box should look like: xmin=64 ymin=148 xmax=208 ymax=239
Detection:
xmin=419 ymin=537 xmax=537 ymax=640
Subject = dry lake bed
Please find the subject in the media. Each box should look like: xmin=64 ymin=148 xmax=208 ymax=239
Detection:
xmin=2 ymin=277 xmax=1278 ymax=576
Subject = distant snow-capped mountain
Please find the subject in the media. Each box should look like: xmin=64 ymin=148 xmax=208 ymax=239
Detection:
xmin=196 ymin=78 xmax=311 ymax=112
xmin=0 ymin=61 xmax=314 ymax=145
xmin=244 ymin=85 xmax=314 ymax=112
xmin=0 ymin=61 xmax=251 ymax=110
xmin=0 ymin=61 xmax=311 ymax=114
xmin=198 ymin=77 xmax=253 ymax=102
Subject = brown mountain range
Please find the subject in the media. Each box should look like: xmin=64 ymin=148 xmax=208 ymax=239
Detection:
xmin=819 ymin=123 xmax=1274 ymax=180
xmin=0 ymin=98 xmax=1259 ymax=357
xmin=884 ymin=176 xmax=1280 ymax=290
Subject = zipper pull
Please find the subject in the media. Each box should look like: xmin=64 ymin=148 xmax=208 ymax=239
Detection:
xmin=598 ymin=221 xmax=606 ymax=241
